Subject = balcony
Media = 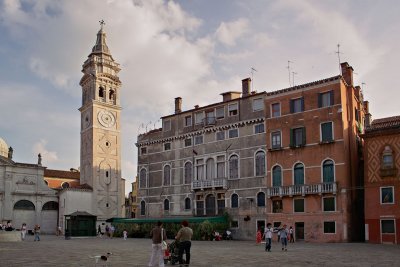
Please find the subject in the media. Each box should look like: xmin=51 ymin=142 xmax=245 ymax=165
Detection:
xmin=202 ymin=117 xmax=216 ymax=127
xmin=191 ymin=178 xmax=228 ymax=190
xmin=267 ymin=182 xmax=337 ymax=197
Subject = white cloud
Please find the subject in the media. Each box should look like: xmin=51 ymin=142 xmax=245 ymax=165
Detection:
xmin=33 ymin=139 xmax=58 ymax=164
xmin=215 ymin=18 xmax=249 ymax=46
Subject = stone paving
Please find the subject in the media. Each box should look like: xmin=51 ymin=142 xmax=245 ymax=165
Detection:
xmin=0 ymin=235 xmax=399 ymax=267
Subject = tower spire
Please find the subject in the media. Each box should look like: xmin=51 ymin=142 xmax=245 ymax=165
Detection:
xmin=92 ymin=20 xmax=110 ymax=55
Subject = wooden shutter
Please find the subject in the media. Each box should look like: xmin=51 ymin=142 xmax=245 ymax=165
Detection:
xmin=302 ymin=127 xmax=306 ymax=146
xmin=290 ymin=128 xmax=294 ymax=147
xmin=290 ymin=99 xmax=294 ymax=113
xmin=301 ymin=97 xmax=305 ymax=111
xmin=330 ymin=90 xmax=334 ymax=106
xmin=318 ymin=93 xmax=322 ymax=108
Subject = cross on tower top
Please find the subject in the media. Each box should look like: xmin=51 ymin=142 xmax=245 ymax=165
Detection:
xmin=99 ymin=20 xmax=105 ymax=29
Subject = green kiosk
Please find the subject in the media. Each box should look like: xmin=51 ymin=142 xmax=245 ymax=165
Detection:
xmin=64 ymin=211 xmax=97 ymax=238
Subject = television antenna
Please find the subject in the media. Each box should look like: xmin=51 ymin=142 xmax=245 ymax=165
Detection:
xmin=335 ymin=44 xmax=343 ymax=75
xmin=287 ymin=60 xmax=293 ymax=86
xmin=292 ymin=72 xmax=298 ymax=86
xmin=251 ymin=67 xmax=257 ymax=91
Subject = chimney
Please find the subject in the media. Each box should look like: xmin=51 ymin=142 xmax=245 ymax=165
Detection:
xmin=363 ymin=101 xmax=371 ymax=128
xmin=242 ymin=77 xmax=251 ymax=97
xmin=340 ymin=62 xmax=354 ymax=86
xmin=221 ymin=92 xmax=241 ymax=102
xmin=175 ymin=97 xmax=182 ymax=114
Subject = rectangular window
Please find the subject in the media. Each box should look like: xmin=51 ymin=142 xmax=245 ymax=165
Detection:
xmin=290 ymin=98 xmax=304 ymax=113
xmin=229 ymin=128 xmax=239 ymax=138
xmin=271 ymin=131 xmax=281 ymax=149
xmin=216 ymin=131 xmax=225 ymax=141
xmin=271 ymin=103 xmax=281 ymax=117
xmin=228 ymin=103 xmax=238 ymax=116
xmin=381 ymin=187 xmax=394 ymax=204
xmin=195 ymin=112 xmax=204 ymax=124
xmin=140 ymin=147 xmax=147 ymax=155
xmin=164 ymin=143 xmax=171 ymax=151
xmin=216 ymin=106 xmax=225 ymax=119
xmin=163 ymin=120 xmax=171 ymax=131
xmin=323 ymin=197 xmax=335 ymax=211
xmin=318 ymin=91 xmax=334 ymax=108
xmin=290 ymin=127 xmax=306 ymax=147
xmin=185 ymin=115 xmax=192 ymax=127
xmin=194 ymin=135 xmax=203 ymax=145
xmin=253 ymin=98 xmax=263 ymax=111
xmin=231 ymin=220 xmax=239 ymax=228
xmin=381 ymin=220 xmax=395 ymax=233
xmin=321 ymin=122 xmax=333 ymax=142
xmin=217 ymin=155 xmax=225 ymax=178
xmin=272 ymin=200 xmax=283 ymax=213
xmin=184 ymin=138 xmax=192 ymax=147
xmin=294 ymin=199 xmax=304 ymax=212
xmin=254 ymin=123 xmax=265 ymax=134
xmin=324 ymin=221 xmax=336 ymax=234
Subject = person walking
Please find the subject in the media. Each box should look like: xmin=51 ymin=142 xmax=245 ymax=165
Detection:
xmin=97 ymin=225 xmax=102 ymax=237
xmin=175 ymin=220 xmax=193 ymax=266
xmin=123 ymin=229 xmax=128 ymax=240
xmin=280 ymin=224 xmax=289 ymax=251
xmin=148 ymin=221 xmax=167 ymax=267
xmin=262 ymin=223 xmax=273 ymax=252
xmin=289 ymin=226 xmax=295 ymax=243
xmin=21 ymin=223 xmax=27 ymax=241
xmin=256 ymin=228 xmax=262 ymax=244
xmin=34 ymin=224 xmax=41 ymax=241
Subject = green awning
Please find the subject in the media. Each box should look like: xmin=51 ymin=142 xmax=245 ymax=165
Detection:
xmin=107 ymin=216 xmax=226 ymax=224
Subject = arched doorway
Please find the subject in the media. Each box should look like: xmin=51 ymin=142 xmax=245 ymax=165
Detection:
xmin=13 ymin=200 xmax=35 ymax=231
xmin=41 ymin=201 xmax=59 ymax=234
xmin=205 ymin=194 xmax=216 ymax=216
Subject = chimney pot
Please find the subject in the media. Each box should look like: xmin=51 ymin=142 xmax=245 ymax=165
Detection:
xmin=340 ymin=62 xmax=354 ymax=86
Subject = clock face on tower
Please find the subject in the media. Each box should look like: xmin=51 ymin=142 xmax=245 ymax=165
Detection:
xmin=97 ymin=110 xmax=116 ymax=128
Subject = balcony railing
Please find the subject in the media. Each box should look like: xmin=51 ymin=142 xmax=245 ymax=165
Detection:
xmin=191 ymin=178 xmax=227 ymax=190
xmin=267 ymin=182 xmax=337 ymax=197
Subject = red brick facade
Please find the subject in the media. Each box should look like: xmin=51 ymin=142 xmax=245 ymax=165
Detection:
xmin=363 ymin=116 xmax=400 ymax=244
xmin=264 ymin=63 xmax=366 ymax=242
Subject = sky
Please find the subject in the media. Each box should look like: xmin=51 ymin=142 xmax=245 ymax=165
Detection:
xmin=1 ymin=0 xmax=399 ymax=195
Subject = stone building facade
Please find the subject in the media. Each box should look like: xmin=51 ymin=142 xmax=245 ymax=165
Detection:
xmin=363 ymin=115 xmax=400 ymax=244
xmin=137 ymin=78 xmax=267 ymax=240
xmin=0 ymin=139 xmax=58 ymax=233
xmin=264 ymin=63 xmax=367 ymax=242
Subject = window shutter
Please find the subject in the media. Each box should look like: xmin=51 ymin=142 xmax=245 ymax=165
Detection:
xmin=318 ymin=93 xmax=322 ymax=108
xmin=302 ymin=127 xmax=306 ymax=146
xmin=330 ymin=90 xmax=334 ymax=106
xmin=290 ymin=129 xmax=294 ymax=147
xmin=301 ymin=97 xmax=305 ymax=111
xmin=290 ymin=99 xmax=294 ymax=113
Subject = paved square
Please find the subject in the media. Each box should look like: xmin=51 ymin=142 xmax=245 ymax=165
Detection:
xmin=1 ymin=235 xmax=399 ymax=266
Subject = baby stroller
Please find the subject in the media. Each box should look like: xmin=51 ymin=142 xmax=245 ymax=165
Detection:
xmin=164 ymin=240 xmax=182 ymax=265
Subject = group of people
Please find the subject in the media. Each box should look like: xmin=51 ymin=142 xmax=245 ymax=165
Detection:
xmin=261 ymin=223 xmax=295 ymax=252
xmin=148 ymin=220 xmax=193 ymax=267
xmin=0 ymin=222 xmax=41 ymax=241
xmin=0 ymin=221 xmax=14 ymax=231
xmin=97 ymin=224 xmax=116 ymax=238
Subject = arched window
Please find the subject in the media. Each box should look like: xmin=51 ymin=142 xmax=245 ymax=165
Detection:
xmin=206 ymin=158 xmax=215 ymax=180
xmin=257 ymin=192 xmax=265 ymax=207
xmin=99 ymin=87 xmax=105 ymax=99
xmin=109 ymin=89 xmax=115 ymax=101
xmin=164 ymin=199 xmax=170 ymax=211
xmin=184 ymin=162 xmax=193 ymax=184
xmin=61 ymin=182 xmax=70 ymax=189
xmin=322 ymin=160 xmax=334 ymax=183
xmin=42 ymin=201 xmax=58 ymax=210
xmin=139 ymin=168 xmax=147 ymax=188
xmin=294 ymin=163 xmax=304 ymax=185
xmin=229 ymin=155 xmax=239 ymax=179
xmin=231 ymin=193 xmax=239 ymax=208
xmin=272 ymin=165 xmax=282 ymax=187
xmin=185 ymin=197 xmax=191 ymax=210
xmin=140 ymin=200 xmax=146 ymax=216
xmin=255 ymin=151 xmax=266 ymax=176
xmin=163 ymin=165 xmax=171 ymax=186
xmin=382 ymin=146 xmax=394 ymax=169
xmin=14 ymin=200 xmax=35 ymax=210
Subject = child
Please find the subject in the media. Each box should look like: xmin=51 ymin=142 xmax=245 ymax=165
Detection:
xmin=123 ymin=229 xmax=128 ymax=240
xmin=280 ymin=224 xmax=289 ymax=251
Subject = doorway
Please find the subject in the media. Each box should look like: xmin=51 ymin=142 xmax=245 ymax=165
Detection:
xmin=257 ymin=220 xmax=266 ymax=233
xmin=205 ymin=194 xmax=216 ymax=216
xmin=295 ymin=222 xmax=304 ymax=240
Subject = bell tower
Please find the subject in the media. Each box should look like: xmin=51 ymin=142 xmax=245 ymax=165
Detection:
xmin=79 ymin=21 xmax=123 ymax=221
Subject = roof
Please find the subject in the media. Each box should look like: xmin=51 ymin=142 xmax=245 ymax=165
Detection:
xmin=44 ymin=169 xmax=80 ymax=179
xmin=107 ymin=216 xmax=227 ymax=224
xmin=66 ymin=211 xmax=96 ymax=217
xmin=365 ymin=115 xmax=400 ymax=133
